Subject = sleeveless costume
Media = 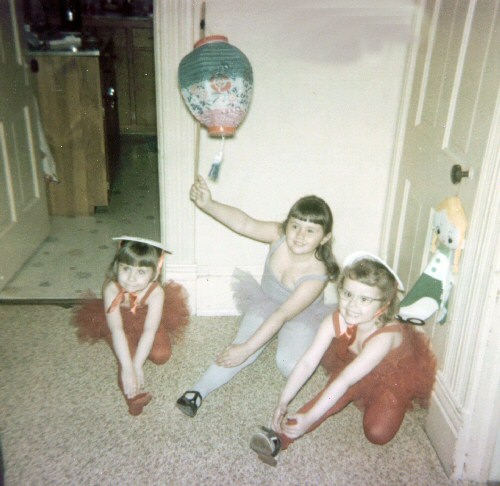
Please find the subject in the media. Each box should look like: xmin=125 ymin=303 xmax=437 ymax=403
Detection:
xmin=189 ymin=237 xmax=336 ymax=399
xmin=279 ymin=310 xmax=436 ymax=447
xmin=232 ymin=236 xmax=336 ymax=329
xmin=73 ymin=280 xmax=189 ymax=415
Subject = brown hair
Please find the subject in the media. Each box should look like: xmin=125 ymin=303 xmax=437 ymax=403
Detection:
xmin=338 ymin=258 xmax=399 ymax=324
xmin=107 ymin=240 xmax=162 ymax=282
xmin=282 ymin=195 xmax=340 ymax=281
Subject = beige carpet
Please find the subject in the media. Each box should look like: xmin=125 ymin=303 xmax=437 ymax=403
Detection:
xmin=0 ymin=305 xmax=482 ymax=485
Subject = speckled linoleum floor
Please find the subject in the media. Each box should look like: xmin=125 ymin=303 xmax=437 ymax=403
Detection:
xmin=0 ymin=136 xmax=160 ymax=301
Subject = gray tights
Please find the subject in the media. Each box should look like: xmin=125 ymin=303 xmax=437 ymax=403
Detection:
xmin=192 ymin=312 xmax=322 ymax=398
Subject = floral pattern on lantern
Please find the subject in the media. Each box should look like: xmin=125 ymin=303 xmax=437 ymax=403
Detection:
xmin=178 ymin=35 xmax=253 ymax=137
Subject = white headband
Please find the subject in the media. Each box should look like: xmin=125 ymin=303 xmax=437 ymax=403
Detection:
xmin=343 ymin=251 xmax=404 ymax=292
xmin=112 ymin=236 xmax=172 ymax=254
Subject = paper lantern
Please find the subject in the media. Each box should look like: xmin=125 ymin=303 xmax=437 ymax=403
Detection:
xmin=178 ymin=35 xmax=253 ymax=137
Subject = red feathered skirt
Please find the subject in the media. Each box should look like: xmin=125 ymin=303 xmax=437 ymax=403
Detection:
xmin=73 ymin=281 xmax=190 ymax=363
xmin=280 ymin=324 xmax=436 ymax=448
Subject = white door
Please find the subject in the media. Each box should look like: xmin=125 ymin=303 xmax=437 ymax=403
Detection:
xmin=0 ymin=0 xmax=49 ymax=291
xmin=387 ymin=0 xmax=498 ymax=341
xmin=384 ymin=0 xmax=499 ymax=480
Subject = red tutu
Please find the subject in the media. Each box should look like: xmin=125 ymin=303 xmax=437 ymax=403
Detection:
xmin=321 ymin=322 xmax=436 ymax=411
xmin=73 ymin=280 xmax=190 ymax=349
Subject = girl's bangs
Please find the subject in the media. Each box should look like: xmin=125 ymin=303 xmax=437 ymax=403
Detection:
xmin=290 ymin=206 xmax=326 ymax=225
xmin=119 ymin=247 xmax=158 ymax=269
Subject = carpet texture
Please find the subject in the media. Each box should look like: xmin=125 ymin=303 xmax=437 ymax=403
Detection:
xmin=0 ymin=306 xmax=482 ymax=485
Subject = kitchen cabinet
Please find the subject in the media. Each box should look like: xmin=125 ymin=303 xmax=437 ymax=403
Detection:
xmin=30 ymin=45 xmax=119 ymax=216
xmin=83 ymin=16 xmax=156 ymax=135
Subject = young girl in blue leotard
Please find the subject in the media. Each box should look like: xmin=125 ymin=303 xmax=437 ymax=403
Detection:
xmin=176 ymin=176 xmax=339 ymax=417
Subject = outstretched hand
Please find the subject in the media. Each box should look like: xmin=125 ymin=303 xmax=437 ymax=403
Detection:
xmin=215 ymin=343 xmax=250 ymax=368
xmin=190 ymin=175 xmax=212 ymax=209
xmin=272 ymin=404 xmax=288 ymax=433
xmin=280 ymin=413 xmax=311 ymax=439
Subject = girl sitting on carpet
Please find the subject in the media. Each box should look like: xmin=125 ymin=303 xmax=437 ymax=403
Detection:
xmin=176 ymin=176 xmax=339 ymax=417
xmin=74 ymin=236 xmax=189 ymax=416
xmin=250 ymin=252 xmax=436 ymax=466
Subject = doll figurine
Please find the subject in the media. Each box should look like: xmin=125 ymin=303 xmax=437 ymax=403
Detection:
xmin=398 ymin=196 xmax=468 ymax=324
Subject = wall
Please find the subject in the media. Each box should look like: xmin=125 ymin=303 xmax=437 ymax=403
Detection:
xmin=159 ymin=0 xmax=416 ymax=315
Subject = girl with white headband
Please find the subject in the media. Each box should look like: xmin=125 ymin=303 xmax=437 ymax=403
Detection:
xmin=74 ymin=236 xmax=189 ymax=416
xmin=250 ymin=252 xmax=436 ymax=466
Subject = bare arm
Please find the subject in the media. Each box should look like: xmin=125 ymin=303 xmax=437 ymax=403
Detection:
xmin=281 ymin=331 xmax=396 ymax=439
xmin=216 ymin=278 xmax=326 ymax=367
xmin=132 ymin=285 xmax=165 ymax=388
xmin=191 ymin=175 xmax=281 ymax=243
xmin=272 ymin=314 xmax=335 ymax=432
xmin=103 ymin=282 xmax=136 ymax=398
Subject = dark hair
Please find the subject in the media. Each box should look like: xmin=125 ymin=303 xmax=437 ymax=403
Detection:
xmin=107 ymin=241 xmax=162 ymax=282
xmin=338 ymin=258 xmax=399 ymax=324
xmin=282 ymin=195 xmax=339 ymax=281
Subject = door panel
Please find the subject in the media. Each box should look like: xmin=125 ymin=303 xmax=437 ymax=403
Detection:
xmin=388 ymin=0 xmax=498 ymax=332
xmin=0 ymin=0 xmax=49 ymax=291
xmin=386 ymin=0 xmax=499 ymax=478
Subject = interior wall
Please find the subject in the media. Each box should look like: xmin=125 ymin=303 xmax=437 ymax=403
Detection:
xmin=187 ymin=0 xmax=416 ymax=314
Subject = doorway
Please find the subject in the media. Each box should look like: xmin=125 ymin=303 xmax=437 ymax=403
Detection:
xmin=0 ymin=135 xmax=160 ymax=301
xmin=0 ymin=2 xmax=161 ymax=302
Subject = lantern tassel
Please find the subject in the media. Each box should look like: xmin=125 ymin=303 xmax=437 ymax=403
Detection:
xmin=208 ymin=136 xmax=225 ymax=182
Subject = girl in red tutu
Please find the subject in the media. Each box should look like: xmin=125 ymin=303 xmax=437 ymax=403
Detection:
xmin=74 ymin=236 xmax=189 ymax=415
xmin=250 ymin=252 xmax=436 ymax=465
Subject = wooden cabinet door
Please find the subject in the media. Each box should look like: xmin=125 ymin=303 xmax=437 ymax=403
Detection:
xmin=32 ymin=55 xmax=109 ymax=215
xmin=0 ymin=1 xmax=49 ymax=290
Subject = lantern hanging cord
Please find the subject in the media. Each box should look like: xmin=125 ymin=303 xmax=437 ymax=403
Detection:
xmin=208 ymin=136 xmax=225 ymax=182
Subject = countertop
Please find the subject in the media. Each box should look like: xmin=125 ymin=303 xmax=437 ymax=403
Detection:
xmin=29 ymin=47 xmax=101 ymax=57
xmin=27 ymin=33 xmax=108 ymax=57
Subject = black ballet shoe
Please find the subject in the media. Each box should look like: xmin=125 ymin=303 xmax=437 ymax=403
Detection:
xmin=249 ymin=426 xmax=281 ymax=467
xmin=176 ymin=390 xmax=202 ymax=417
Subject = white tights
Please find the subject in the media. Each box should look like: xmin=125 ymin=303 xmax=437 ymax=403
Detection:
xmin=192 ymin=312 xmax=322 ymax=399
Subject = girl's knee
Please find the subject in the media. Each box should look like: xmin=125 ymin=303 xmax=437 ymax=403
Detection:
xmin=149 ymin=346 xmax=171 ymax=364
xmin=363 ymin=389 xmax=406 ymax=445
xmin=364 ymin=422 xmax=398 ymax=445
xmin=149 ymin=335 xmax=172 ymax=364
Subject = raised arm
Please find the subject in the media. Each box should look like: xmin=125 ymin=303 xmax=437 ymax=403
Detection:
xmin=216 ymin=278 xmax=326 ymax=367
xmin=191 ymin=175 xmax=281 ymax=243
xmin=103 ymin=282 xmax=137 ymax=398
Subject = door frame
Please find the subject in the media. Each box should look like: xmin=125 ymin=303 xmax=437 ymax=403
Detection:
xmin=153 ymin=0 xmax=199 ymax=305
xmin=380 ymin=0 xmax=500 ymax=480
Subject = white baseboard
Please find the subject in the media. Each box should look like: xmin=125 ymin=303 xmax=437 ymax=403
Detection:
xmin=425 ymin=371 xmax=462 ymax=477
